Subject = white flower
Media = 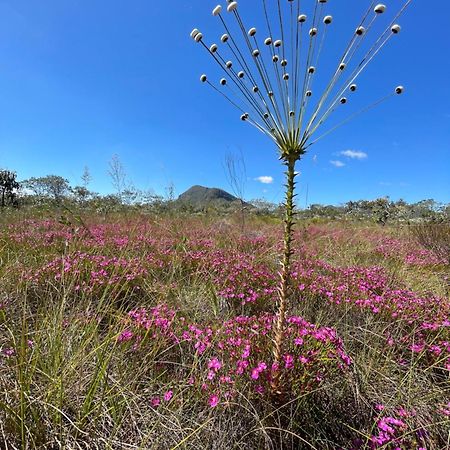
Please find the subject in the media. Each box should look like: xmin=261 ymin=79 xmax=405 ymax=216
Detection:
xmin=212 ymin=5 xmax=222 ymax=16
xmin=227 ymin=2 xmax=238 ymax=12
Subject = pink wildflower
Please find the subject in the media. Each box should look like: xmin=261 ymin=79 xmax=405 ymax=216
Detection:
xmin=150 ymin=397 xmax=160 ymax=407
xmin=163 ymin=390 xmax=173 ymax=402
xmin=209 ymin=394 xmax=219 ymax=407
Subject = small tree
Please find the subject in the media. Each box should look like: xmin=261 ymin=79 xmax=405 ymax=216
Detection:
xmin=224 ymin=150 xmax=247 ymax=232
xmin=22 ymin=175 xmax=70 ymax=204
xmin=0 ymin=170 xmax=20 ymax=208
xmin=108 ymin=155 xmax=128 ymax=203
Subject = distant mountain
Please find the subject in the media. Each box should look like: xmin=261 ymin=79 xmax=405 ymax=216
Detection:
xmin=177 ymin=185 xmax=242 ymax=208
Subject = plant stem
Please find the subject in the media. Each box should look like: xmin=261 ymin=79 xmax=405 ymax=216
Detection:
xmin=271 ymin=155 xmax=297 ymax=394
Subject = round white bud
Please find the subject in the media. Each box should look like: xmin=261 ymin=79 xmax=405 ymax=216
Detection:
xmin=356 ymin=26 xmax=365 ymax=36
xmin=274 ymin=40 xmax=282 ymax=47
xmin=220 ymin=78 xmax=227 ymax=85
xmin=308 ymin=66 xmax=316 ymax=74
xmin=237 ymin=71 xmax=245 ymax=78
xmin=289 ymin=111 xmax=295 ymax=117
xmin=210 ymin=44 xmax=218 ymax=53
xmin=264 ymin=37 xmax=272 ymax=45
xmin=340 ymin=97 xmax=347 ymax=104
xmin=281 ymin=59 xmax=288 ymax=67
xmin=339 ymin=62 xmax=346 ymax=70
xmin=283 ymin=73 xmax=290 ymax=80
xmin=350 ymin=84 xmax=357 ymax=92
xmin=212 ymin=5 xmax=222 ymax=16
xmin=227 ymin=2 xmax=238 ymax=12
xmin=306 ymin=90 xmax=312 ymax=97
xmin=395 ymin=86 xmax=404 ymax=94
xmin=272 ymin=55 xmax=279 ymax=62
xmin=298 ymin=14 xmax=307 ymax=23
xmin=190 ymin=29 xmax=199 ymax=39
xmin=200 ymin=74 xmax=207 ymax=82
xmin=221 ymin=34 xmax=229 ymax=43
xmin=252 ymin=49 xmax=260 ymax=57
xmin=309 ymin=28 xmax=318 ymax=36
xmin=226 ymin=61 xmax=233 ymax=69
xmin=374 ymin=4 xmax=386 ymax=14
xmin=323 ymin=15 xmax=333 ymax=25
xmin=248 ymin=27 xmax=257 ymax=37
xmin=391 ymin=24 xmax=401 ymax=34
xmin=194 ymin=33 xmax=203 ymax=42
xmin=252 ymin=86 xmax=259 ymax=93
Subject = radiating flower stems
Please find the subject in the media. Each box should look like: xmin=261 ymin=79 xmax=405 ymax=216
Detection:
xmin=190 ymin=0 xmax=412 ymax=397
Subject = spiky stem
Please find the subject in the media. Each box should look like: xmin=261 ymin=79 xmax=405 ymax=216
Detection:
xmin=271 ymin=154 xmax=297 ymax=395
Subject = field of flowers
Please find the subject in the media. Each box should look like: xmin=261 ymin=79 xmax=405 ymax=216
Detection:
xmin=0 ymin=212 xmax=448 ymax=449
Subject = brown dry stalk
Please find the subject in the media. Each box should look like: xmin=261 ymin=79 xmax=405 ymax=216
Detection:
xmin=271 ymin=155 xmax=297 ymax=394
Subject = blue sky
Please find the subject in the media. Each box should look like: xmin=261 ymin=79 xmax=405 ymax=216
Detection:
xmin=0 ymin=0 xmax=448 ymax=205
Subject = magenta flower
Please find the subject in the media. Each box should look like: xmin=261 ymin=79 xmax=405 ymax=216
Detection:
xmin=163 ymin=390 xmax=173 ymax=402
xmin=150 ymin=397 xmax=160 ymax=407
xmin=209 ymin=394 xmax=219 ymax=408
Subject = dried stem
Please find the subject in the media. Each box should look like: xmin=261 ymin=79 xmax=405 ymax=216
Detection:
xmin=271 ymin=153 xmax=297 ymax=394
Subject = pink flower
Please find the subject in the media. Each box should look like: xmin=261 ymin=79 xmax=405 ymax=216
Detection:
xmin=150 ymin=397 xmax=160 ymax=407
xmin=411 ymin=343 xmax=425 ymax=353
xmin=118 ymin=330 xmax=134 ymax=343
xmin=163 ymin=390 xmax=173 ymax=402
xmin=284 ymin=354 xmax=294 ymax=369
xmin=209 ymin=394 xmax=219 ymax=408
xmin=208 ymin=357 xmax=222 ymax=371
xmin=254 ymin=385 xmax=265 ymax=394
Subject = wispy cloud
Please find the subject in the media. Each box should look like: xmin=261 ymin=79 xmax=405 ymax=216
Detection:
xmin=340 ymin=150 xmax=368 ymax=160
xmin=255 ymin=176 xmax=274 ymax=184
xmin=330 ymin=160 xmax=345 ymax=168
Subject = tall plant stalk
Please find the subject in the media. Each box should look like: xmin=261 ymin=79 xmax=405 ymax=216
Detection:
xmin=271 ymin=153 xmax=298 ymax=392
xmin=190 ymin=0 xmax=412 ymax=395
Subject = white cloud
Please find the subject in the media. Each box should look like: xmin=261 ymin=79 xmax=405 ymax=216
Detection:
xmin=330 ymin=160 xmax=345 ymax=168
xmin=340 ymin=150 xmax=368 ymax=160
xmin=255 ymin=176 xmax=274 ymax=184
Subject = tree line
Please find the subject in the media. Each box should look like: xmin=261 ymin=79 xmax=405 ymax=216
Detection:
xmin=0 ymin=167 xmax=448 ymax=224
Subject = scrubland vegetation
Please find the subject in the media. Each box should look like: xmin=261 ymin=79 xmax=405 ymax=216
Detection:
xmin=0 ymin=205 xmax=448 ymax=449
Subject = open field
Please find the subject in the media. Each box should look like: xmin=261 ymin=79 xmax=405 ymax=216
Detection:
xmin=0 ymin=211 xmax=449 ymax=449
